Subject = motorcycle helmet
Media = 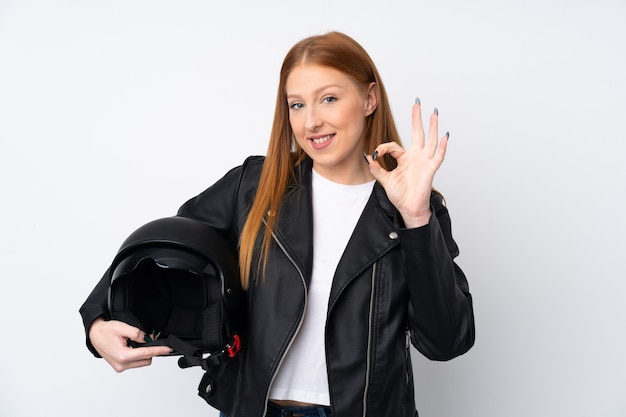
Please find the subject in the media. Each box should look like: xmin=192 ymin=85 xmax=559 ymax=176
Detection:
xmin=107 ymin=216 xmax=245 ymax=369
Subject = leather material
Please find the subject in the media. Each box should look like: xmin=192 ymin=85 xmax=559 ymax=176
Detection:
xmin=176 ymin=156 xmax=475 ymax=417
xmin=80 ymin=155 xmax=475 ymax=417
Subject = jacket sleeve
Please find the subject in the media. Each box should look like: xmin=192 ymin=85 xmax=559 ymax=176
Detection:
xmin=400 ymin=192 xmax=475 ymax=361
xmin=176 ymin=156 xmax=262 ymax=239
xmin=78 ymin=269 xmax=111 ymax=357
xmin=78 ymin=156 xmax=262 ymax=357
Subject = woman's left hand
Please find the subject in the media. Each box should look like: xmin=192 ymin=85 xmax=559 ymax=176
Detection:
xmin=365 ymin=100 xmax=448 ymax=228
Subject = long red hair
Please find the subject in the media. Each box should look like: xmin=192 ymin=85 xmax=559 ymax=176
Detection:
xmin=238 ymin=32 xmax=403 ymax=289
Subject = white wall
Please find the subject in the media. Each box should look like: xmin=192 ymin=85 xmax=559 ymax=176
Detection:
xmin=1 ymin=0 xmax=624 ymax=416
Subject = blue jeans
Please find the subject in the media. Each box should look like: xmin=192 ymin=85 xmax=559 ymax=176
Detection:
xmin=220 ymin=402 xmax=332 ymax=417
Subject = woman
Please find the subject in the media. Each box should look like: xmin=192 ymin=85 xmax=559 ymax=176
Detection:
xmin=80 ymin=31 xmax=475 ymax=417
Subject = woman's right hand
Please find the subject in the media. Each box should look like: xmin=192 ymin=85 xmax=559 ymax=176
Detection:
xmin=89 ymin=317 xmax=172 ymax=372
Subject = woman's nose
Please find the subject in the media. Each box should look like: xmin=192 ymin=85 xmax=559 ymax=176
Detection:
xmin=304 ymin=107 xmax=322 ymax=131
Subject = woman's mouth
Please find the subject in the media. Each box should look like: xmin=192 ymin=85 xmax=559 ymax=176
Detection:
xmin=310 ymin=134 xmax=335 ymax=148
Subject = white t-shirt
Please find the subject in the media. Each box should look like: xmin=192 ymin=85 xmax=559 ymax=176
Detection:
xmin=269 ymin=169 xmax=375 ymax=405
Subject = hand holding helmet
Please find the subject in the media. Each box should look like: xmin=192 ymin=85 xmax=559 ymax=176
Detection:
xmin=89 ymin=317 xmax=172 ymax=372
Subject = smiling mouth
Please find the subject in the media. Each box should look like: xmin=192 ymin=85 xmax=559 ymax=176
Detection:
xmin=311 ymin=134 xmax=334 ymax=144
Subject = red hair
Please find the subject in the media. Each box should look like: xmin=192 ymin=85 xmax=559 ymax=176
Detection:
xmin=239 ymin=32 xmax=402 ymax=289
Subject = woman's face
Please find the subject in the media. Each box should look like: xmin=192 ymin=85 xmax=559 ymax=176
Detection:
xmin=286 ymin=64 xmax=377 ymax=184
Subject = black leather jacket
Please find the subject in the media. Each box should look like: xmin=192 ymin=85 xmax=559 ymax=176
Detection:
xmin=80 ymin=156 xmax=475 ymax=417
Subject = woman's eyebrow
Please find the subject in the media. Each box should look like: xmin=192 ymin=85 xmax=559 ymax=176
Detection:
xmin=286 ymin=83 xmax=345 ymax=100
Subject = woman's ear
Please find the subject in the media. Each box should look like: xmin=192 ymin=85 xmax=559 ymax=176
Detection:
xmin=365 ymin=82 xmax=379 ymax=116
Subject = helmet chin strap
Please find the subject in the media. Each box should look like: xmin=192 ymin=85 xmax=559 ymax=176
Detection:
xmin=126 ymin=331 xmax=241 ymax=370
xmin=175 ymin=333 xmax=241 ymax=370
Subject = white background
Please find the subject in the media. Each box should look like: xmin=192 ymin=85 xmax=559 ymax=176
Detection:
xmin=1 ymin=0 xmax=625 ymax=416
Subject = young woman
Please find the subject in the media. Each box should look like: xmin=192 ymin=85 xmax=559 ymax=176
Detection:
xmin=81 ymin=31 xmax=475 ymax=417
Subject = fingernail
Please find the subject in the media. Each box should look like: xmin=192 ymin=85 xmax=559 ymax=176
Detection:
xmin=372 ymin=150 xmax=379 ymax=161
xmin=363 ymin=152 xmax=370 ymax=165
xmin=434 ymin=108 xmax=439 ymax=116
xmin=445 ymin=131 xmax=450 ymax=139
xmin=144 ymin=334 xmax=152 ymax=343
xmin=415 ymin=97 xmax=420 ymax=105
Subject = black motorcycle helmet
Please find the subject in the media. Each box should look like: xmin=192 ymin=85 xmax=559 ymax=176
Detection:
xmin=107 ymin=216 xmax=245 ymax=369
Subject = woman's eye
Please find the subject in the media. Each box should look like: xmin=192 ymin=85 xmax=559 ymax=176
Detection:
xmin=322 ymin=96 xmax=337 ymax=104
xmin=289 ymin=102 xmax=303 ymax=110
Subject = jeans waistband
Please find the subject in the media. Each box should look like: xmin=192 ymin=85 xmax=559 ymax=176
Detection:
xmin=267 ymin=401 xmax=332 ymax=417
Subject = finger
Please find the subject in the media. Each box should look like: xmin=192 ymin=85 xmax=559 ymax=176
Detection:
xmin=366 ymin=156 xmax=391 ymax=186
xmin=113 ymin=359 xmax=153 ymax=372
xmin=433 ymin=132 xmax=449 ymax=165
xmin=110 ymin=352 xmax=155 ymax=372
xmin=426 ymin=108 xmax=439 ymax=156
xmin=372 ymin=141 xmax=405 ymax=161
xmin=111 ymin=343 xmax=172 ymax=371
xmin=411 ymin=98 xmax=425 ymax=149
xmin=411 ymin=103 xmax=424 ymax=149
xmin=114 ymin=321 xmax=149 ymax=345
xmin=131 ymin=345 xmax=173 ymax=358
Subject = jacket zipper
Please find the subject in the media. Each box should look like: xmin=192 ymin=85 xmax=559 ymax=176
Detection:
xmin=405 ymin=328 xmax=411 ymax=383
xmin=262 ymin=229 xmax=308 ymax=417
xmin=362 ymin=262 xmax=377 ymax=417
xmin=405 ymin=326 xmax=411 ymax=402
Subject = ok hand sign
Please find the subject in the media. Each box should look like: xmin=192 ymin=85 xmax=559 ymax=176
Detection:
xmin=365 ymin=99 xmax=449 ymax=228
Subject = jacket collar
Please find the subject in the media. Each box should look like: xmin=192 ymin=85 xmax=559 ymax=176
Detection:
xmin=328 ymin=181 xmax=400 ymax=310
xmin=271 ymin=158 xmax=314 ymax=282
xmin=274 ymin=157 xmax=401 ymax=306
